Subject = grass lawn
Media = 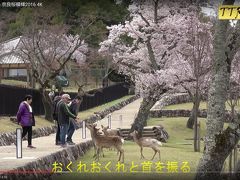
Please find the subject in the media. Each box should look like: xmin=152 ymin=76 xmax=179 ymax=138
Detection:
xmin=1 ymin=79 xmax=103 ymax=92
xmin=0 ymin=95 xmax=134 ymax=133
xmin=0 ymin=116 xmax=55 ymax=133
xmin=0 ymin=79 xmax=28 ymax=87
xmin=62 ymin=84 xmax=102 ymax=93
xmin=56 ymin=117 xmax=205 ymax=180
xmin=147 ymin=117 xmax=207 ymax=149
xmin=56 ymin=117 xmax=239 ymax=180
xmin=54 ymin=140 xmax=197 ymax=180
xmin=162 ymin=101 xmax=240 ymax=111
xmin=162 ymin=102 xmax=207 ymax=110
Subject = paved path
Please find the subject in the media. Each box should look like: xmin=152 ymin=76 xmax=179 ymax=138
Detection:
xmin=0 ymin=98 xmax=142 ymax=171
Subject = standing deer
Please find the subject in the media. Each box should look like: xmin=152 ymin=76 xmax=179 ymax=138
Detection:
xmin=87 ymin=123 xmax=105 ymax=158
xmin=101 ymin=125 xmax=123 ymax=137
xmin=86 ymin=123 xmax=124 ymax=162
xmin=130 ymin=130 xmax=162 ymax=160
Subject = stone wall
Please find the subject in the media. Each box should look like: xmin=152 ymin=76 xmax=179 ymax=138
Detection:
xmin=150 ymin=109 xmax=233 ymax=123
xmin=151 ymin=93 xmax=191 ymax=110
xmin=150 ymin=109 xmax=207 ymax=118
xmin=3 ymin=140 xmax=93 ymax=180
xmin=0 ymin=126 xmax=57 ymax=146
xmin=0 ymin=95 xmax=140 ymax=146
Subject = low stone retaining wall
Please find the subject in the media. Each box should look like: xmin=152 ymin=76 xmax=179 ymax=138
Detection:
xmin=3 ymin=140 xmax=93 ymax=180
xmin=0 ymin=95 xmax=140 ymax=146
xmin=150 ymin=109 xmax=233 ymax=123
xmin=0 ymin=126 xmax=57 ymax=146
xmin=150 ymin=109 xmax=207 ymax=118
xmin=151 ymin=93 xmax=191 ymax=110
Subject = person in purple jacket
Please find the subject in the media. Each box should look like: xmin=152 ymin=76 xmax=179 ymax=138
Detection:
xmin=16 ymin=95 xmax=36 ymax=149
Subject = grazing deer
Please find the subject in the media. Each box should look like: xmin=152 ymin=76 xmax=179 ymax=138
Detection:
xmin=87 ymin=123 xmax=104 ymax=158
xmin=101 ymin=125 xmax=123 ymax=137
xmin=130 ymin=130 xmax=162 ymax=160
xmin=86 ymin=123 xmax=124 ymax=162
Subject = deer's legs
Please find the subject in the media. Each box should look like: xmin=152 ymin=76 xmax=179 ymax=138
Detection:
xmin=95 ymin=148 xmax=98 ymax=160
xmin=102 ymin=148 xmax=105 ymax=157
xmin=121 ymin=148 xmax=124 ymax=163
xmin=151 ymin=148 xmax=157 ymax=160
xmin=99 ymin=147 xmax=104 ymax=157
xmin=116 ymin=146 xmax=124 ymax=163
xmin=118 ymin=150 xmax=121 ymax=162
xmin=140 ymin=147 xmax=145 ymax=159
xmin=158 ymin=150 xmax=161 ymax=160
xmin=117 ymin=148 xmax=124 ymax=163
xmin=93 ymin=145 xmax=97 ymax=158
xmin=117 ymin=148 xmax=119 ymax=155
xmin=96 ymin=147 xmax=101 ymax=161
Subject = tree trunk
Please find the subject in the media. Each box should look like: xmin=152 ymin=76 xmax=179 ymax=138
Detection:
xmin=234 ymin=160 xmax=240 ymax=180
xmin=229 ymin=152 xmax=233 ymax=173
xmin=40 ymin=88 xmax=53 ymax=121
xmin=194 ymin=89 xmax=200 ymax=151
xmin=234 ymin=146 xmax=238 ymax=170
xmin=130 ymin=97 xmax=157 ymax=136
xmin=102 ymin=76 xmax=109 ymax=88
xmin=195 ymin=1 xmax=240 ymax=178
xmin=128 ymin=84 xmax=135 ymax=95
xmin=187 ymin=97 xmax=201 ymax=129
xmin=56 ymin=85 xmax=63 ymax=94
xmin=0 ymin=68 xmax=2 ymax=83
xmin=197 ymin=121 xmax=201 ymax=152
xmin=26 ymin=69 xmax=30 ymax=88
xmin=30 ymin=73 xmax=36 ymax=89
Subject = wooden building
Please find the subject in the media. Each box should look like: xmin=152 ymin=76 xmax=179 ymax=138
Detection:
xmin=0 ymin=37 xmax=30 ymax=82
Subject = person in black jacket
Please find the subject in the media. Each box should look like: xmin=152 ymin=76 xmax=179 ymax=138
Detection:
xmin=66 ymin=96 xmax=83 ymax=145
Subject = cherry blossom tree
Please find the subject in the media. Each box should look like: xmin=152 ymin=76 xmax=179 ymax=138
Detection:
xmin=172 ymin=15 xmax=213 ymax=131
xmin=100 ymin=0 xmax=203 ymax=134
xmin=14 ymin=4 xmax=108 ymax=121
xmin=17 ymin=25 xmax=88 ymax=121
xmin=167 ymin=15 xmax=213 ymax=151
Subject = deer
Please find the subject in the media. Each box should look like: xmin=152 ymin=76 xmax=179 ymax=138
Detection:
xmin=101 ymin=125 xmax=123 ymax=153
xmin=130 ymin=130 xmax=162 ymax=160
xmin=87 ymin=123 xmax=105 ymax=158
xmin=101 ymin=125 xmax=123 ymax=137
xmin=86 ymin=123 xmax=124 ymax=162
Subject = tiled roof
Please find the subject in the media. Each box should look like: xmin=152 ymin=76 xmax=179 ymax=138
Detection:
xmin=0 ymin=53 xmax=25 ymax=64
xmin=0 ymin=36 xmax=21 ymax=56
xmin=0 ymin=36 xmax=27 ymax=65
